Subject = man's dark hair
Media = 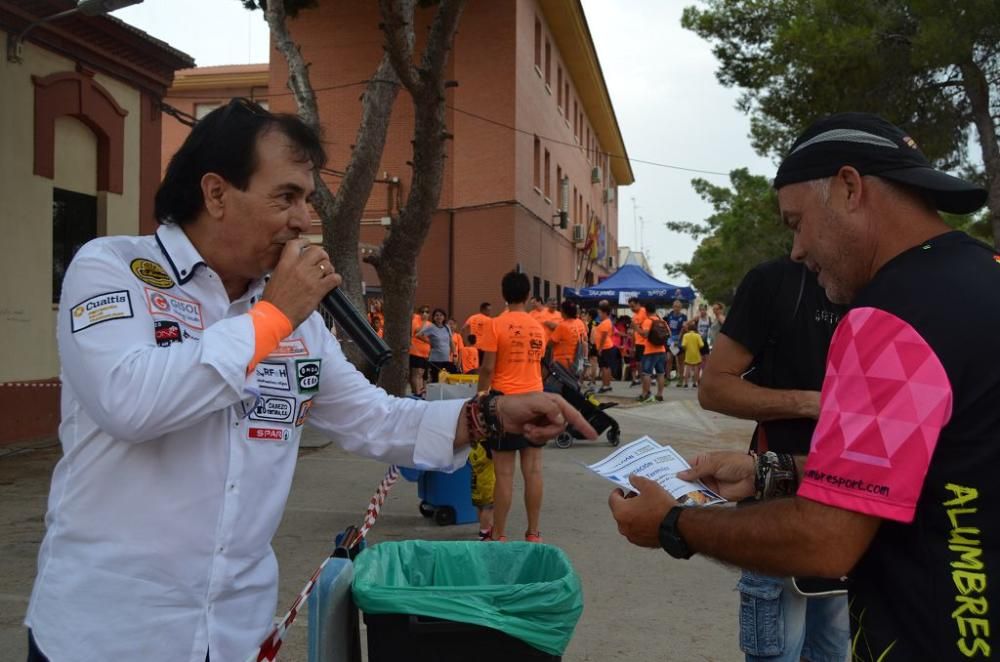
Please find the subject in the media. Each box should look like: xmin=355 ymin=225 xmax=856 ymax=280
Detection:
xmin=627 ymin=297 xmax=639 ymax=305
xmin=479 ymin=302 xmax=491 ymax=313
xmin=501 ymin=271 xmax=531 ymax=303
xmin=598 ymin=300 xmax=612 ymax=315
xmin=155 ymin=98 xmax=327 ymax=225
xmin=644 ymin=302 xmax=657 ymax=314
xmin=560 ymin=300 xmax=578 ymax=318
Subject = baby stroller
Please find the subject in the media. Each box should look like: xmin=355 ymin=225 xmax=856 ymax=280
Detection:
xmin=543 ymin=359 xmax=621 ymax=448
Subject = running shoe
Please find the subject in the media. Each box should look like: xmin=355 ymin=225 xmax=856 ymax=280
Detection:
xmin=655 ymin=395 xmax=664 ymax=402
xmin=598 ymin=386 xmax=613 ymax=393
xmin=641 ymin=394 xmax=656 ymax=404
xmin=525 ymin=532 xmax=543 ymax=543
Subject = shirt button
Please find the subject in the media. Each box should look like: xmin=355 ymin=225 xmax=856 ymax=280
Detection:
xmin=218 ymin=546 xmax=225 ymax=553
xmin=228 ymin=483 xmax=236 ymax=491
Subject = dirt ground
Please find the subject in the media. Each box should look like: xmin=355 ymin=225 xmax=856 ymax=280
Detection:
xmin=0 ymin=384 xmax=753 ymax=661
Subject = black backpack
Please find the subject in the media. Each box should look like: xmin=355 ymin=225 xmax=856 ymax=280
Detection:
xmin=646 ymin=318 xmax=669 ymax=347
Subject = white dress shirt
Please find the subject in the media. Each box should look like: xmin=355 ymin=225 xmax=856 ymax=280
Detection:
xmin=25 ymin=223 xmax=467 ymax=662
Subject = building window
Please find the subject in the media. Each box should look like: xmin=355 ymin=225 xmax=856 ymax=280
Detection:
xmin=533 ymin=136 xmax=541 ymax=191
xmin=573 ymin=185 xmax=578 ymax=223
xmin=544 ymin=39 xmax=551 ymax=89
xmin=533 ymin=276 xmax=541 ymax=299
xmin=556 ymin=284 xmax=562 ymax=303
xmin=52 ymin=188 xmax=97 ymax=304
xmin=573 ymin=100 xmax=578 ymax=140
xmin=194 ymin=102 xmax=221 ymax=119
xmin=556 ymin=165 xmax=563 ymax=208
xmin=534 ymin=18 xmax=541 ymax=73
xmin=564 ymin=81 xmax=570 ymax=118
xmin=543 ymin=149 xmax=551 ymax=199
xmin=544 ymin=280 xmax=550 ymax=301
xmin=557 ymin=66 xmax=563 ymax=109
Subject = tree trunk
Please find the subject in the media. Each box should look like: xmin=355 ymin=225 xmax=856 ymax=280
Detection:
xmin=368 ymin=0 xmax=465 ymax=395
xmin=960 ymin=60 xmax=1000 ymax=248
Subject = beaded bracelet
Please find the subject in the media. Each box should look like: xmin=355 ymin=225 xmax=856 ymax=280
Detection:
xmin=753 ymin=451 xmax=798 ymax=500
xmin=466 ymin=392 xmax=504 ymax=444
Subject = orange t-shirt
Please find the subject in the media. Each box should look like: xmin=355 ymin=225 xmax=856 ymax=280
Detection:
xmin=632 ymin=308 xmax=649 ymax=347
xmin=460 ymin=345 xmax=479 ymax=372
xmin=485 ymin=311 xmax=544 ymax=394
xmin=549 ymin=318 xmax=585 ymax=369
xmin=641 ymin=316 xmax=666 ymax=354
xmin=409 ymin=314 xmax=431 ymax=358
xmin=464 ymin=313 xmax=492 ymax=340
xmin=594 ymin=318 xmax=614 ymax=351
xmin=451 ymin=332 xmax=463 ymax=364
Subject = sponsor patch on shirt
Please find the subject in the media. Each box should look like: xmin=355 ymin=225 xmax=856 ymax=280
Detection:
xmin=268 ymin=337 xmax=309 ymax=358
xmin=249 ymin=395 xmax=296 ymax=423
xmin=145 ymin=288 xmax=204 ymax=330
xmin=255 ymin=362 xmax=290 ymax=390
xmin=130 ymin=258 xmax=175 ymax=289
xmin=247 ymin=427 xmax=290 ymax=442
xmin=296 ymin=397 xmax=314 ymax=427
xmin=70 ymin=290 xmax=133 ymax=333
xmin=295 ymin=359 xmax=321 ymax=393
xmin=154 ymin=320 xmax=182 ymax=347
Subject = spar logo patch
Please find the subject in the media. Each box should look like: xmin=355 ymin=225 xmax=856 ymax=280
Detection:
xmin=130 ymin=258 xmax=174 ymax=288
xmin=145 ymin=288 xmax=204 ymax=329
xmin=249 ymin=395 xmax=296 ymax=423
xmin=70 ymin=290 xmax=133 ymax=333
xmin=296 ymin=359 xmax=321 ymax=393
xmin=154 ymin=320 xmax=182 ymax=347
xmin=247 ymin=427 xmax=290 ymax=442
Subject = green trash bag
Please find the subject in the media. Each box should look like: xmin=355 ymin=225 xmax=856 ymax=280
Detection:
xmin=352 ymin=540 xmax=583 ymax=656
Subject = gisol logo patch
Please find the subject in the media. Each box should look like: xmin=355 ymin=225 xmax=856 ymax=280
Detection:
xmin=130 ymin=258 xmax=174 ymax=288
xmin=145 ymin=288 xmax=204 ymax=329
xmin=70 ymin=290 xmax=133 ymax=333
xmin=296 ymin=359 xmax=321 ymax=393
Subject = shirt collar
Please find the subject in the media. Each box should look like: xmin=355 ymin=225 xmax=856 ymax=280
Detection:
xmin=155 ymin=223 xmax=207 ymax=285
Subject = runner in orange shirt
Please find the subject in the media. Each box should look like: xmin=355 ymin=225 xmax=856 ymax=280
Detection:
xmin=448 ymin=318 xmax=463 ymax=369
xmin=628 ymin=297 xmax=648 ymax=386
xmin=460 ymin=335 xmax=480 ymax=374
xmin=592 ymin=300 xmax=615 ymax=393
xmin=409 ymin=305 xmax=431 ymax=396
xmin=638 ymin=302 xmax=667 ymax=402
xmin=462 ymin=302 xmax=493 ymax=364
xmin=477 ymin=271 xmax=547 ymax=543
xmin=546 ymin=300 xmax=587 ymax=376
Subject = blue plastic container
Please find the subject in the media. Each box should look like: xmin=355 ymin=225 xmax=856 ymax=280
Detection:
xmin=400 ymin=463 xmax=478 ymax=526
xmin=307 ymin=557 xmax=360 ymax=662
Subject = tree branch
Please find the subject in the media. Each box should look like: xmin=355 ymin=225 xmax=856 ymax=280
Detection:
xmin=379 ymin=0 xmax=420 ymax=93
xmin=263 ymin=2 xmax=321 ymax=129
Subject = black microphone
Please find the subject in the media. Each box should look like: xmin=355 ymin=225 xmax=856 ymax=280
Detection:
xmin=319 ymin=288 xmax=392 ymax=371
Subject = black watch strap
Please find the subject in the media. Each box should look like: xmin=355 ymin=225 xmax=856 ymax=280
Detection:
xmin=658 ymin=506 xmax=693 ymax=559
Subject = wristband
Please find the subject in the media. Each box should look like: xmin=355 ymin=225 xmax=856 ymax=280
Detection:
xmin=247 ymin=301 xmax=293 ymax=374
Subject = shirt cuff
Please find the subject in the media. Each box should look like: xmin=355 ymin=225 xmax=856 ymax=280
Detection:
xmin=412 ymin=398 xmax=470 ymax=472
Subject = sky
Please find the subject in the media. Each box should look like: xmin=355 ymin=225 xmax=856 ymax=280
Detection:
xmin=114 ymin=0 xmax=775 ymax=283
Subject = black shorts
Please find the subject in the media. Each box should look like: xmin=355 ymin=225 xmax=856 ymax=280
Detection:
xmin=588 ymin=345 xmax=598 ymax=359
xmin=409 ymin=355 xmax=430 ymax=370
xmin=700 ymin=345 xmax=710 ymax=356
xmin=598 ymin=348 xmax=616 ymax=369
xmin=428 ymin=361 xmax=457 ymax=382
xmin=634 ymin=345 xmax=645 ymax=363
xmin=487 ymin=432 xmax=546 ymax=452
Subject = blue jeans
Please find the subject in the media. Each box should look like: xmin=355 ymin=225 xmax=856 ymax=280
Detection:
xmin=738 ymin=571 xmax=849 ymax=662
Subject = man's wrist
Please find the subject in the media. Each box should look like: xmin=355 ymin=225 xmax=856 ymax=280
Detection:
xmin=658 ymin=506 xmax=694 ymax=559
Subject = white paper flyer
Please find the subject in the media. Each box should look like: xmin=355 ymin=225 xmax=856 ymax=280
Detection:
xmin=586 ymin=436 xmax=726 ymax=506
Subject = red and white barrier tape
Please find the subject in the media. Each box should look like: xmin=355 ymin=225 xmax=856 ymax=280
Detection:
xmin=247 ymin=463 xmax=401 ymax=662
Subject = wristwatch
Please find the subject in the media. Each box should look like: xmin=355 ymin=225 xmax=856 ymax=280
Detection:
xmin=658 ymin=506 xmax=693 ymax=559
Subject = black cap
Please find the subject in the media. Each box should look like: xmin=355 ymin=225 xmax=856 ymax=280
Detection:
xmin=774 ymin=112 xmax=987 ymax=215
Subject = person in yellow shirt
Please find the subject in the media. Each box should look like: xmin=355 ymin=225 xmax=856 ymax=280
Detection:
xmin=477 ymin=271 xmax=547 ymax=543
xmin=680 ymin=320 xmax=705 ymax=388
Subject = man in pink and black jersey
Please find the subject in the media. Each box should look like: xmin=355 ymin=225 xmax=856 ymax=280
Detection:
xmin=609 ymin=112 xmax=1000 ymax=661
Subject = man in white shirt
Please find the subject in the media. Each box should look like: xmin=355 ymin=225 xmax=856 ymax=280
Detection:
xmin=25 ymin=98 xmax=590 ymax=662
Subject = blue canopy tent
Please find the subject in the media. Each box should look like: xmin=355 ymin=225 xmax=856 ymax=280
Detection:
xmin=564 ymin=265 xmax=696 ymax=305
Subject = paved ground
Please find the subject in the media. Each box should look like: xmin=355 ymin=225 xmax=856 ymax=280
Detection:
xmin=0 ymin=380 xmax=754 ymax=661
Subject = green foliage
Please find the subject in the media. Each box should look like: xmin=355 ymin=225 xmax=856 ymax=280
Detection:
xmin=681 ymin=0 xmax=1000 ymax=167
xmin=240 ymin=0 xmax=317 ymax=18
xmin=666 ymin=169 xmax=790 ymax=304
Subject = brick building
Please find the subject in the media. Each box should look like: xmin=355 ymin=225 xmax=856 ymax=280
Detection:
xmin=161 ymin=0 xmax=632 ymax=324
xmin=0 ymin=0 xmax=192 ymax=444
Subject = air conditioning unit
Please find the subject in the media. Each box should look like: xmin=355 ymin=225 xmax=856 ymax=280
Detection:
xmin=591 ymin=166 xmax=602 ymax=184
xmin=602 ymin=187 xmax=615 ymax=204
xmin=572 ymin=224 xmax=586 ymax=243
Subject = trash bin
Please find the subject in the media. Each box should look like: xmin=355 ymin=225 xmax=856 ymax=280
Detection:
xmin=353 ymin=541 xmax=582 ymax=661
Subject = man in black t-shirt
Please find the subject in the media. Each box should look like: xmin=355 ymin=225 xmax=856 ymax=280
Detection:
xmin=608 ymin=112 xmax=1000 ymax=661
xmin=700 ymin=258 xmax=847 ymax=661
